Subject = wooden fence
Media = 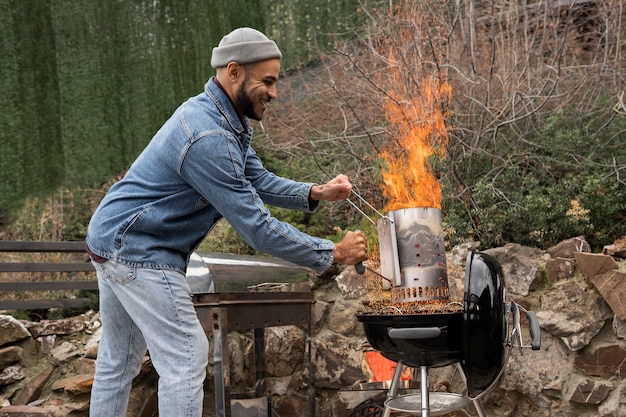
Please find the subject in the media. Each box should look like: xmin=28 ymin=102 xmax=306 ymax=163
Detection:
xmin=0 ymin=241 xmax=98 ymax=311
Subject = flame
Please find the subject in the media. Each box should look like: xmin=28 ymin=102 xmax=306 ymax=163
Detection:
xmin=380 ymin=61 xmax=452 ymax=211
xmin=364 ymin=351 xmax=412 ymax=382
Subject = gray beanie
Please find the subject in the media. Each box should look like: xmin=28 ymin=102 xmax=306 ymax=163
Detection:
xmin=211 ymin=27 xmax=282 ymax=68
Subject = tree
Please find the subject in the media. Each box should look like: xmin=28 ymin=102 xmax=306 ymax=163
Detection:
xmin=263 ymin=0 xmax=626 ymax=249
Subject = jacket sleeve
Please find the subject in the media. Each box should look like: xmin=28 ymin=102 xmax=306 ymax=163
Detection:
xmin=178 ymin=132 xmax=335 ymax=271
xmin=243 ymin=146 xmax=319 ymax=212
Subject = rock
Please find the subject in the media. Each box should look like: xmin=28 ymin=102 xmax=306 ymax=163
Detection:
xmin=619 ymin=385 xmax=626 ymax=411
xmin=58 ymin=400 xmax=90 ymax=415
xmin=0 ymin=316 xmax=31 ymax=346
xmin=574 ymin=345 xmax=626 ymax=378
xmin=312 ymin=330 xmax=365 ymax=389
xmin=35 ymin=336 xmax=55 ymax=356
xmin=0 ymin=365 xmax=24 ymax=386
xmin=25 ymin=316 xmax=86 ymax=339
xmin=603 ymin=236 xmax=626 ymax=258
xmin=569 ymin=377 xmax=613 ymax=405
xmin=12 ymin=368 xmax=54 ymax=406
xmin=0 ymin=241 xmax=624 ymax=417
xmin=445 ymin=259 xmax=465 ymax=300
xmin=614 ymin=316 xmax=626 ymax=340
xmin=49 ymin=341 xmax=81 ymax=365
xmin=84 ymin=343 xmax=98 ymax=360
xmin=50 ymin=374 xmax=93 ymax=395
xmin=586 ymin=270 xmax=626 ymax=320
xmin=271 ymin=390 xmax=309 ymax=417
xmin=536 ymin=280 xmax=613 ymax=351
xmin=265 ymin=326 xmax=305 ymax=376
xmin=546 ymin=257 xmax=577 ymax=284
xmin=83 ymin=326 xmax=101 ymax=359
xmin=598 ymin=383 xmax=626 ymax=416
xmin=483 ymin=244 xmax=543 ymax=296
xmin=0 ymin=405 xmax=53 ymax=416
xmin=547 ymin=235 xmax=591 ymax=258
xmin=69 ymin=358 xmax=96 ymax=376
xmin=267 ymin=376 xmax=291 ymax=396
xmin=312 ymin=300 xmax=329 ymax=328
xmin=335 ymin=266 xmax=369 ymax=299
xmin=44 ymin=396 xmax=90 ymax=416
xmin=500 ymin=333 xmax=569 ymax=407
xmin=574 ymin=252 xmax=618 ymax=279
xmin=327 ymin=300 xmax=364 ymax=337
xmin=448 ymin=241 xmax=480 ymax=266
xmin=0 ymin=346 xmax=23 ymax=369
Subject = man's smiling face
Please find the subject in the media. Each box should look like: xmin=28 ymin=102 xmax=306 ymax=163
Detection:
xmin=235 ymin=59 xmax=280 ymax=121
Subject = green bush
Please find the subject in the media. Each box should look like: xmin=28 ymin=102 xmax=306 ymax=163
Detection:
xmin=443 ymin=102 xmax=626 ymax=250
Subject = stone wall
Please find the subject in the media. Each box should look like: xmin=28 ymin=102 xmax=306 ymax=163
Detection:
xmin=1 ymin=236 xmax=625 ymax=416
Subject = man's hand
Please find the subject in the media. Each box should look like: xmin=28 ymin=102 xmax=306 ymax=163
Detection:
xmin=310 ymin=174 xmax=352 ymax=202
xmin=333 ymin=230 xmax=367 ymax=266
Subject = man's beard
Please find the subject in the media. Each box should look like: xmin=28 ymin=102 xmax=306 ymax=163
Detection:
xmin=235 ymin=79 xmax=261 ymax=121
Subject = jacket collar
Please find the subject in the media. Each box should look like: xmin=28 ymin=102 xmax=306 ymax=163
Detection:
xmin=205 ymin=77 xmax=251 ymax=135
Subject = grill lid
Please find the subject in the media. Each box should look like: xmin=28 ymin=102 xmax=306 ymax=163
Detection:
xmin=462 ymin=251 xmax=507 ymax=397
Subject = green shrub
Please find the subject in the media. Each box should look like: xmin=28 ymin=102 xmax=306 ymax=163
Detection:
xmin=443 ymin=101 xmax=626 ymax=250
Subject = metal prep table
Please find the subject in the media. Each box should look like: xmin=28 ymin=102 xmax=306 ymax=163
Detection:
xmin=193 ymin=291 xmax=315 ymax=417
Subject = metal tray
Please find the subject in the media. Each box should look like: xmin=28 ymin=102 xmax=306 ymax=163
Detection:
xmin=384 ymin=392 xmax=471 ymax=416
xmin=343 ymin=380 xmax=422 ymax=391
xmin=187 ymin=251 xmax=309 ymax=293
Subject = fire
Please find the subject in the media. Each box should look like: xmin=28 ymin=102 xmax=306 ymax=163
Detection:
xmin=380 ymin=62 xmax=452 ymax=211
xmin=364 ymin=351 xmax=412 ymax=382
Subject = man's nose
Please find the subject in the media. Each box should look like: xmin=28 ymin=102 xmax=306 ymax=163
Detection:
xmin=268 ymin=84 xmax=277 ymax=99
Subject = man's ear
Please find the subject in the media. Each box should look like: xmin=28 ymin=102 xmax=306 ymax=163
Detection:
xmin=226 ymin=62 xmax=242 ymax=83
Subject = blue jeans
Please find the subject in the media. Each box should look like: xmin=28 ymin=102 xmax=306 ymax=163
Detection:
xmin=89 ymin=259 xmax=209 ymax=417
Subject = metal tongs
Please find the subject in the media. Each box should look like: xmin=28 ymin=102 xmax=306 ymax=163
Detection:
xmin=346 ymin=189 xmax=390 ymax=230
xmin=508 ymin=302 xmax=541 ymax=350
xmin=345 ymin=189 xmax=394 ymax=275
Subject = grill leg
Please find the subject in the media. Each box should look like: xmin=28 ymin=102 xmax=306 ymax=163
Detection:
xmin=455 ymin=362 xmax=488 ymax=417
xmin=420 ymin=366 xmax=430 ymax=417
xmin=472 ymin=398 xmax=488 ymax=417
xmin=213 ymin=318 xmax=226 ymax=417
xmin=214 ymin=308 xmax=231 ymax=417
xmin=382 ymin=360 xmax=404 ymax=417
xmin=253 ymin=328 xmax=266 ymax=398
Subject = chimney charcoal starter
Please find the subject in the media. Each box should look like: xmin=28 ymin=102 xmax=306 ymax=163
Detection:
xmin=378 ymin=207 xmax=449 ymax=302
xmin=357 ymin=206 xmax=541 ymax=417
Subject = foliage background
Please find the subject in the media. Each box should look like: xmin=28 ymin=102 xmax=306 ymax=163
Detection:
xmin=0 ymin=0 xmax=357 ymax=212
xmin=260 ymin=0 xmax=626 ymax=251
xmin=1 ymin=0 xmax=625 ymax=253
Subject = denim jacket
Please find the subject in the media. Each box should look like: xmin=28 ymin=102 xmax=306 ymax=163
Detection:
xmin=86 ymin=77 xmax=335 ymax=273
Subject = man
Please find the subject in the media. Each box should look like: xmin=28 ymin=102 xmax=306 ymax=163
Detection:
xmin=86 ymin=27 xmax=367 ymax=417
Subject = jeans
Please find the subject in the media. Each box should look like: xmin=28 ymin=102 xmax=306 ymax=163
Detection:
xmin=89 ymin=259 xmax=209 ymax=417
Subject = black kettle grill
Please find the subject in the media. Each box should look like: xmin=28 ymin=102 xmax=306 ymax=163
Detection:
xmin=356 ymin=251 xmax=541 ymax=416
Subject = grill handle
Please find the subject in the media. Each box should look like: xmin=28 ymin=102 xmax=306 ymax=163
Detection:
xmin=525 ymin=310 xmax=541 ymax=350
xmin=511 ymin=303 xmax=541 ymax=350
xmin=388 ymin=327 xmax=442 ymax=340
